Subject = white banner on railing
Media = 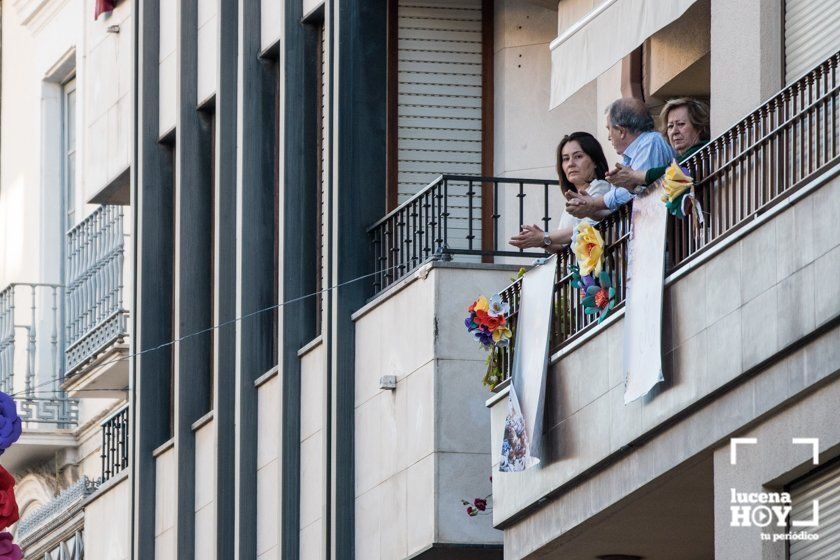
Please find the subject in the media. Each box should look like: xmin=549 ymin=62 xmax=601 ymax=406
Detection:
xmin=623 ymin=182 xmax=667 ymax=403
xmin=500 ymin=255 xmax=557 ymax=472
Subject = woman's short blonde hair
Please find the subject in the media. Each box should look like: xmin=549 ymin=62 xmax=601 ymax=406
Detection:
xmin=659 ymin=97 xmax=710 ymax=141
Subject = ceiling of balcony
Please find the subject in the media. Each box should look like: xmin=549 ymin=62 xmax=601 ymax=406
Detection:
xmin=531 ymin=456 xmax=714 ymax=560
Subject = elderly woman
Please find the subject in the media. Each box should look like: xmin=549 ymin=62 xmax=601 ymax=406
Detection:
xmin=605 ymin=97 xmax=710 ymax=189
xmin=509 ymin=132 xmax=613 ymax=251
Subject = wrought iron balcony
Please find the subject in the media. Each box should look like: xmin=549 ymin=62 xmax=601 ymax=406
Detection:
xmin=65 ymin=205 xmax=128 ymax=377
xmin=100 ymin=403 xmax=129 ymax=484
xmin=0 ymin=283 xmax=78 ymax=425
xmin=368 ymin=175 xmax=562 ymax=293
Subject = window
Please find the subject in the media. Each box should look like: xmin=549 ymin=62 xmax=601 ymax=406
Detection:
xmin=63 ymin=79 xmax=77 ymax=228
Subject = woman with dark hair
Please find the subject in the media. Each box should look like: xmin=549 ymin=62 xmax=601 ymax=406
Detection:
xmin=509 ymin=132 xmax=614 ymax=251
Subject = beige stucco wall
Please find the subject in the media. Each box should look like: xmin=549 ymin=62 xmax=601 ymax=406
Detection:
xmin=645 ymin=0 xmax=710 ymax=99
xmin=710 ymin=0 xmax=782 ymax=135
xmin=354 ymin=264 xmax=510 ymax=560
xmin=493 ymin=0 xmax=599 ymax=259
xmin=84 ymin=477 xmax=131 ymax=560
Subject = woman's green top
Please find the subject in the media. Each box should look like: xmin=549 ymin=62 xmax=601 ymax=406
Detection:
xmin=643 ymin=142 xmax=705 ymax=185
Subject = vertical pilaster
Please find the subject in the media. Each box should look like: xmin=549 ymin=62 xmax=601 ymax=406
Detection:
xmin=132 ymin=0 xmax=175 ymax=557
xmin=173 ymin=0 xmax=214 ymax=557
xmin=214 ymin=0 xmax=238 ymax=559
xmin=331 ymin=1 xmax=387 ymax=558
xmin=235 ymin=0 xmax=278 ymax=558
xmin=281 ymin=0 xmax=322 ymax=557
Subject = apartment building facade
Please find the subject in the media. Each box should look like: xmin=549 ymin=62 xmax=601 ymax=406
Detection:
xmin=0 ymin=0 xmax=838 ymax=559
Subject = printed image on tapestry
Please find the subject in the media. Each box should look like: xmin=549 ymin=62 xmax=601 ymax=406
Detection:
xmin=500 ymin=385 xmax=531 ymax=472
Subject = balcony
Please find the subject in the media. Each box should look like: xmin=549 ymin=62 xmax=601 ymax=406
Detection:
xmin=483 ymin=52 xmax=840 ymax=559
xmin=0 ymin=283 xmax=79 ymax=470
xmin=63 ymin=205 xmax=129 ymax=397
xmin=99 ymin=403 xmax=129 ymax=484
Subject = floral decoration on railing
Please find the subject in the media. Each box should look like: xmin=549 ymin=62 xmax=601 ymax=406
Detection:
xmin=0 ymin=392 xmax=22 ymax=559
xmin=570 ymin=222 xmax=616 ymax=324
xmin=661 ymin=160 xmax=702 ymax=223
xmin=465 ymin=294 xmax=513 ymax=390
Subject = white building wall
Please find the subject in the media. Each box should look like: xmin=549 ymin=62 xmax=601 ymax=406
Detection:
xmin=159 ymin=0 xmax=177 ymax=135
xmin=195 ymin=418 xmax=217 ymax=560
xmin=155 ymin=444 xmax=177 ymax=560
xmin=257 ymin=374 xmax=281 ymax=560
xmin=84 ymin=477 xmax=131 ymax=560
xmin=299 ymin=341 xmax=325 ymax=560
xmin=710 ymin=0 xmax=782 ymax=135
xmin=262 ymin=0 xmax=282 ymax=52
xmin=197 ymin=0 xmax=219 ymax=105
xmin=84 ymin=0 xmax=133 ymax=200
xmin=353 ymin=265 xmax=507 ymax=560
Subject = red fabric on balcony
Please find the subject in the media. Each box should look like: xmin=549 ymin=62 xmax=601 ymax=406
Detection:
xmin=95 ymin=0 xmax=115 ymax=19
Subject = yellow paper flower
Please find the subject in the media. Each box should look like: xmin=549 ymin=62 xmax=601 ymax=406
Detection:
xmin=661 ymin=160 xmax=693 ymax=203
xmin=571 ymin=221 xmax=604 ymax=277
xmin=492 ymin=326 xmax=512 ymax=343
xmin=470 ymin=295 xmax=489 ymax=313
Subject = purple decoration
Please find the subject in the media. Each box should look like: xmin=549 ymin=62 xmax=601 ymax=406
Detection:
xmin=0 ymin=393 xmax=22 ymax=456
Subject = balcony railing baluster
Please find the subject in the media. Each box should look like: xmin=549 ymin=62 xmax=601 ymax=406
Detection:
xmin=65 ymin=205 xmax=129 ymax=376
xmin=0 ymin=283 xmax=78 ymax=424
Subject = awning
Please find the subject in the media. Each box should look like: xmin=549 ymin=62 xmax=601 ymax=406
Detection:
xmin=549 ymin=0 xmax=696 ymax=109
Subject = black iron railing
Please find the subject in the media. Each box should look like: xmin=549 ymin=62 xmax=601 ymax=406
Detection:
xmin=672 ymin=51 xmax=839 ymax=267
xmin=368 ymin=175 xmax=561 ymax=293
xmin=100 ymin=404 xmax=129 ymax=484
xmin=493 ymin=51 xmax=839 ymax=385
xmin=496 ymin=203 xmax=631 ymax=384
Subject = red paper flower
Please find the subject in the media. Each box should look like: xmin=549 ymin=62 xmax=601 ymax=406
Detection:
xmin=474 ymin=498 xmax=487 ymax=511
xmin=594 ymin=287 xmax=610 ymax=309
xmin=0 ymin=467 xmax=17 ymax=531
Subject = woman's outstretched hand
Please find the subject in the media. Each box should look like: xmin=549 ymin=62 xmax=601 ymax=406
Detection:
xmin=509 ymin=224 xmax=545 ymax=249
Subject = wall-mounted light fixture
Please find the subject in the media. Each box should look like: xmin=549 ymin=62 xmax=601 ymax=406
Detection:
xmin=379 ymin=375 xmax=397 ymax=390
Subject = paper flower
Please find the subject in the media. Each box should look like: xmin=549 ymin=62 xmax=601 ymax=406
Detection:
xmin=468 ymin=295 xmax=489 ymax=313
xmin=581 ymin=271 xmax=616 ymax=324
xmin=0 ymin=393 xmax=21 ymax=455
xmin=487 ymin=294 xmax=510 ymax=318
xmin=571 ymin=221 xmax=604 ymax=277
xmin=492 ymin=325 xmax=512 ymax=347
xmin=0 ymin=468 xmax=18 ymax=532
xmin=0 ymin=533 xmax=21 ymax=560
xmin=661 ymin=160 xmax=695 ymax=218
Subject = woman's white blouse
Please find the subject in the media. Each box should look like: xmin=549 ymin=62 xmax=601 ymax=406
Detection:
xmin=557 ymin=179 xmax=613 ymax=231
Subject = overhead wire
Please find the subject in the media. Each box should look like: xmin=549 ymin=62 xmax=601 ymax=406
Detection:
xmin=7 ymin=261 xmax=412 ymax=399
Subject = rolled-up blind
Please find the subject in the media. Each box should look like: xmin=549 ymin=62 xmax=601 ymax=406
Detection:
xmin=397 ymin=0 xmax=483 ymax=251
xmin=789 ymin=462 xmax=840 ymax=559
xmin=785 ymin=0 xmax=840 ymax=83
